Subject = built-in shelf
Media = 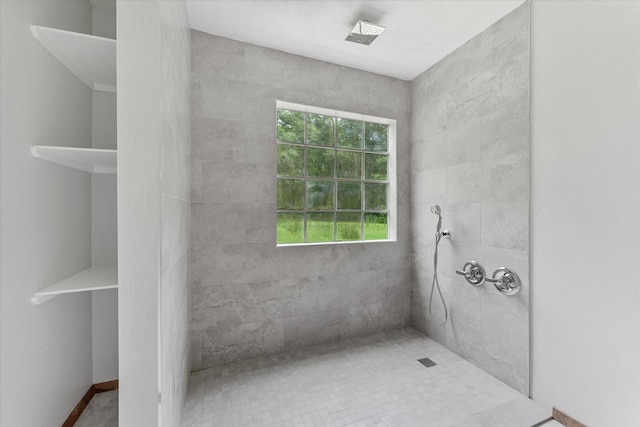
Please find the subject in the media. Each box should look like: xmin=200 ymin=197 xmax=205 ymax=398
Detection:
xmin=32 ymin=265 xmax=117 ymax=305
xmin=31 ymin=145 xmax=116 ymax=174
xmin=31 ymin=25 xmax=116 ymax=93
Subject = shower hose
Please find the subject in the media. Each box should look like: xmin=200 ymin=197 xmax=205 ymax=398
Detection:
xmin=429 ymin=221 xmax=449 ymax=325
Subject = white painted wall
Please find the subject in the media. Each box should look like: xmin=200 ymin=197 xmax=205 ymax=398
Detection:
xmin=91 ymin=174 xmax=118 ymax=383
xmin=118 ymin=1 xmax=162 ymax=424
xmin=530 ymin=2 xmax=640 ymax=426
xmin=90 ymin=3 xmax=118 ymax=385
xmin=0 ymin=0 xmax=94 ymax=425
xmin=118 ymin=1 xmax=191 ymax=425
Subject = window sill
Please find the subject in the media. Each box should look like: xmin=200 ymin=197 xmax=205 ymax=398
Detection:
xmin=276 ymin=239 xmax=397 ymax=248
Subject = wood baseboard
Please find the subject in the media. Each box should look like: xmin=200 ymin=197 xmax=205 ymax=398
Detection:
xmin=93 ymin=379 xmax=118 ymax=393
xmin=553 ymin=407 xmax=587 ymax=427
xmin=61 ymin=379 xmax=118 ymax=427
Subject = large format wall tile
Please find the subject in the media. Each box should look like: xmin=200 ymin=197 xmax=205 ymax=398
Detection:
xmin=410 ymin=3 xmax=530 ymax=394
xmin=191 ymin=31 xmax=411 ymax=369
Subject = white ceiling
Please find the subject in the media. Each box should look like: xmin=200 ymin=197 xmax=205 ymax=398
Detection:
xmin=185 ymin=0 xmax=526 ymax=81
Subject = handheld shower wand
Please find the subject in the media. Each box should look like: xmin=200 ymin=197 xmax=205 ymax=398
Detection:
xmin=429 ymin=204 xmax=449 ymax=325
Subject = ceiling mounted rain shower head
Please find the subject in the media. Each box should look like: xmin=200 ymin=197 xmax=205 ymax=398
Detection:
xmin=345 ymin=20 xmax=385 ymax=46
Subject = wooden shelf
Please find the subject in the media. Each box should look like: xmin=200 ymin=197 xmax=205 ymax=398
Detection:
xmin=32 ymin=265 xmax=117 ymax=305
xmin=31 ymin=145 xmax=116 ymax=174
xmin=31 ymin=25 xmax=116 ymax=93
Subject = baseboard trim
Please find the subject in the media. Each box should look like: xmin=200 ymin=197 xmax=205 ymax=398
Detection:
xmin=61 ymin=379 xmax=118 ymax=427
xmin=553 ymin=407 xmax=587 ymax=427
xmin=93 ymin=379 xmax=118 ymax=393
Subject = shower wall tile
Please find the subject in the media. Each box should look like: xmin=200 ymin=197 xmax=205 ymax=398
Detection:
xmin=191 ymin=203 xmax=246 ymax=245
xmin=481 ymin=201 xmax=529 ymax=250
xmin=202 ymin=319 xmax=284 ymax=367
xmin=445 ymin=203 xmax=482 ymax=245
xmin=191 ymin=31 xmax=411 ymax=369
xmin=447 ymin=161 xmax=490 ymax=204
xmin=245 ymin=278 xmax=319 ymax=323
xmin=190 ymin=282 xmax=247 ymax=330
xmin=413 ymin=168 xmax=447 ymax=205
xmin=481 ymin=109 xmax=529 ymax=160
xmin=245 ymin=203 xmax=276 ymax=243
xmin=410 ymin=300 xmax=446 ymax=345
xmin=348 ymin=300 xmax=405 ymax=337
xmin=410 ymin=3 xmax=530 ymax=394
xmin=190 ymin=330 xmax=203 ymax=371
xmin=440 ymin=276 xmax=482 ymax=329
xmin=283 ymin=310 xmax=349 ymax=350
xmin=485 ymin=152 xmax=529 ymax=203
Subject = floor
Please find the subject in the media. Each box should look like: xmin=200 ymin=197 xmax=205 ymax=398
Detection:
xmin=75 ymin=390 xmax=118 ymax=427
xmin=181 ymin=328 xmax=549 ymax=427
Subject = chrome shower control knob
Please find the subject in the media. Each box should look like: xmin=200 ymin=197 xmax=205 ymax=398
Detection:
xmin=487 ymin=267 xmax=521 ymax=296
xmin=455 ymin=261 xmax=486 ymax=287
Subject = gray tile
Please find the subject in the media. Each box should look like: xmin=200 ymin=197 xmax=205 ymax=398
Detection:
xmin=485 ymin=152 xmax=529 ymax=203
xmin=481 ymin=2 xmax=530 ymax=70
xmin=410 ymin=301 xmax=447 ymax=345
xmin=184 ymin=329 xmax=544 ymax=427
xmin=192 ymin=77 xmax=276 ymax=124
xmin=347 ymin=301 xmax=405 ymax=337
xmin=471 ymin=395 xmax=548 ymax=427
xmin=447 ymin=161 xmax=489 ymax=204
xmin=191 ymin=202 xmax=246 ymax=245
xmin=199 ymin=161 xmax=275 ymax=204
xmin=481 ymin=108 xmax=529 ymax=161
xmin=283 ymin=310 xmax=348 ymax=350
xmin=191 ymin=115 xmax=244 ymax=163
xmin=245 ymin=277 xmax=319 ymax=322
xmin=190 ymin=282 xmax=247 ymax=330
xmin=201 ymin=319 xmax=284 ymax=367
xmin=191 ymin=31 xmax=245 ymax=82
xmin=245 ymin=203 xmax=276 ymax=243
xmin=411 ymin=134 xmax=447 ymax=172
xmin=413 ymin=168 xmax=447 ymax=205
xmin=190 ymin=330 xmax=203 ymax=371
xmin=317 ymin=269 xmax=409 ymax=311
xmin=481 ymin=288 xmax=529 ymax=353
xmin=440 ymin=276 xmax=482 ymax=329
xmin=481 ymin=201 xmax=529 ymax=250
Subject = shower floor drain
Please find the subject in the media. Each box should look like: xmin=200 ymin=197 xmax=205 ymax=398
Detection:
xmin=417 ymin=357 xmax=436 ymax=368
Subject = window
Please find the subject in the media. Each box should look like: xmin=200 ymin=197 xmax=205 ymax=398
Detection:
xmin=276 ymin=101 xmax=396 ymax=245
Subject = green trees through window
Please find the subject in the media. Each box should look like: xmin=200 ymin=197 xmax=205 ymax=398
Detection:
xmin=276 ymin=107 xmax=391 ymax=244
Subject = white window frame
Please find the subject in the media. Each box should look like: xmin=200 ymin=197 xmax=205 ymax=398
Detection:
xmin=276 ymin=100 xmax=397 ymax=246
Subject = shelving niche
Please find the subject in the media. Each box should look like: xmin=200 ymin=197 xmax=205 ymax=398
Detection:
xmin=31 ymin=25 xmax=116 ymax=92
xmin=31 ymin=24 xmax=118 ymax=305
xmin=31 ymin=145 xmax=116 ymax=174
xmin=32 ymin=265 xmax=117 ymax=305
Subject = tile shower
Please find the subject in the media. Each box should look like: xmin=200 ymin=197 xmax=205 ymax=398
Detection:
xmin=186 ymin=2 xmax=533 ymax=424
xmin=410 ymin=4 xmax=530 ymax=393
xmin=190 ymin=31 xmax=412 ymax=370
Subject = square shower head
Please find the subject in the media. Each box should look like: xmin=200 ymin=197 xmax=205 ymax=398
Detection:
xmin=345 ymin=20 xmax=385 ymax=45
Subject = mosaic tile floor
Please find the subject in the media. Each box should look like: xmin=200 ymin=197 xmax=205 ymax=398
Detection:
xmin=182 ymin=328 xmax=549 ymax=426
